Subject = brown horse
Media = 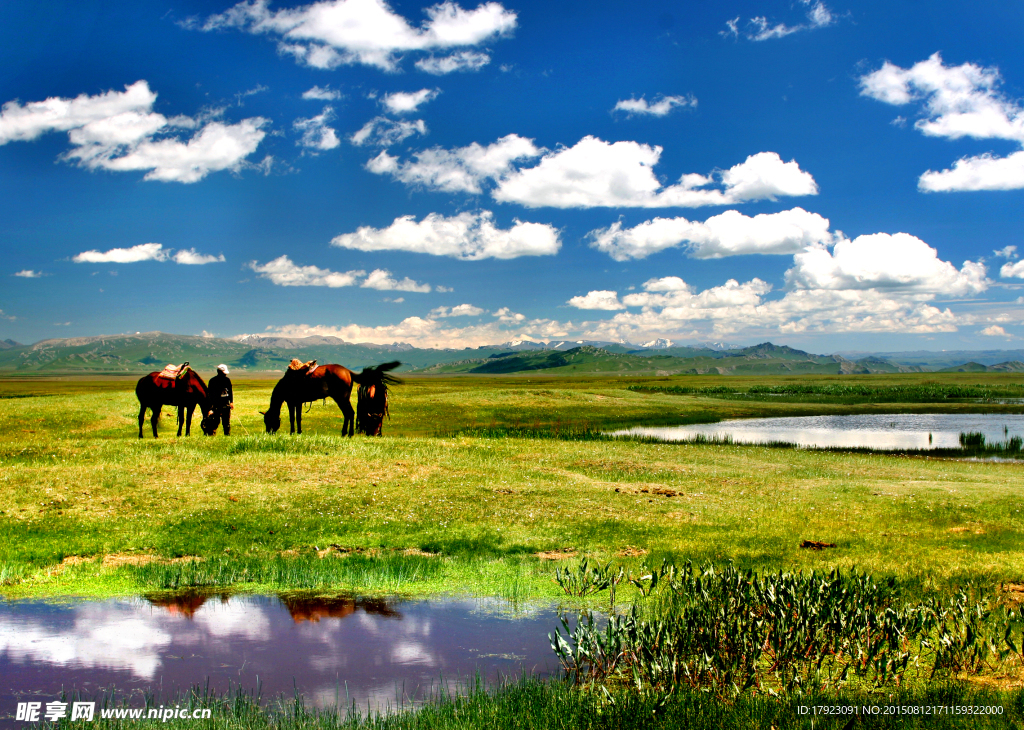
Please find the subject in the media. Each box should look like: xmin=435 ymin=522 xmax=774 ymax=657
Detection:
xmin=261 ymin=362 xmax=400 ymax=436
xmin=135 ymin=368 xmax=209 ymax=438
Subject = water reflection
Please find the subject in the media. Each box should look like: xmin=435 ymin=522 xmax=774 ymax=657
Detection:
xmin=615 ymin=413 xmax=1024 ymax=450
xmin=0 ymin=595 xmax=557 ymax=717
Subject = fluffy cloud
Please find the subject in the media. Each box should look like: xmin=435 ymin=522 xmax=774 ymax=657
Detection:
xmin=350 ymin=117 xmax=427 ymax=147
xmin=919 ymin=151 xmax=1024 ymax=192
xmin=1000 ymin=259 xmax=1024 ymax=279
xmin=366 ymin=133 xmax=540 ymax=193
xmin=981 ymin=325 xmax=1009 ymax=337
xmin=361 ymin=268 xmax=431 ymax=292
xmin=330 ymin=210 xmax=560 ymax=259
xmin=73 ymin=243 xmax=169 ymax=263
xmin=785 ymin=233 xmax=987 ymax=296
xmin=613 ymin=95 xmax=697 ymax=117
xmin=429 ymin=303 xmax=484 ymax=317
xmin=589 ymin=207 xmax=834 ymax=261
xmin=248 ymin=256 xmax=432 ymax=292
xmin=73 ymin=243 xmax=225 ymax=264
xmin=382 ymin=88 xmax=440 ymax=114
xmin=172 ymin=249 xmax=226 ymax=265
xmin=0 ymin=81 xmax=268 ymax=183
xmin=293 ymin=107 xmax=340 ymax=150
xmin=495 ymin=145 xmax=817 ymax=209
xmin=302 ymin=85 xmax=341 ymax=100
xmin=414 ymin=50 xmax=490 ymax=74
xmin=860 ymin=53 xmax=1024 ymax=191
xmin=13 ymin=270 xmax=45 ymax=278
xmin=722 ymin=1 xmax=835 ymax=41
xmin=248 ymin=256 xmax=364 ymax=287
xmin=371 ymin=135 xmax=817 ymax=208
xmin=566 ymin=290 xmax=624 ymax=311
xmin=201 ymin=0 xmax=516 ymax=71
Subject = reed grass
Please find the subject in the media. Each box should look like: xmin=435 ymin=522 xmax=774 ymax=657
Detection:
xmin=45 ymin=679 xmax=1024 ymax=729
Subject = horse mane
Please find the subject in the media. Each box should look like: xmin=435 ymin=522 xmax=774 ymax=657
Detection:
xmin=354 ymin=361 xmax=402 ymax=387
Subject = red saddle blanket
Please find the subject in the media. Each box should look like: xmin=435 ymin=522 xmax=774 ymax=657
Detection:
xmin=158 ymin=363 xmax=189 ymax=380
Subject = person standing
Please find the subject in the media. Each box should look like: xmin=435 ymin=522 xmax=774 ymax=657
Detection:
xmin=207 ymin=364 xmax=234 ymax=435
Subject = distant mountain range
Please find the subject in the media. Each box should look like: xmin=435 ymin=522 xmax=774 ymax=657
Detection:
xmin=1 ymin=331 xmax=1024 ymax=376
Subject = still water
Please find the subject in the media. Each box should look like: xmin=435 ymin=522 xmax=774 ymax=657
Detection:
xmin=0 ymin=595 xmax=559 ymax=720
xmin=614 ymin=413 xmax=1024 ymax=450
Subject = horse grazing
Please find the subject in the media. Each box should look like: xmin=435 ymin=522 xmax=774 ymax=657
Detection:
xmin=356 ymin=362 xmax=402 ymax=436
xmin=135 ymin=366 xmax=209 ymax=438
xmin=261 ymin=361 xmax=401 ymax=436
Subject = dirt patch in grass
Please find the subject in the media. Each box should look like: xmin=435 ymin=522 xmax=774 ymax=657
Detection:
xmin=100 ymin=553 xmax=202 ymax=568
xmin=54 ymin=555 xmax=97 ymax=573
xmin=536 ymin=548 xmax=577 ymax=560
xmin=616 ymin=546 xmax=648 ymax=558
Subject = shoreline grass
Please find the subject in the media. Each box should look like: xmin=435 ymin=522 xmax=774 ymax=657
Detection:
xmin=40 ymin=679 xmax=1024 ymax=729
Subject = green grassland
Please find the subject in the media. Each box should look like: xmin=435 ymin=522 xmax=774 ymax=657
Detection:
xmin=2 ymin=372 xmax=1024 ymax=597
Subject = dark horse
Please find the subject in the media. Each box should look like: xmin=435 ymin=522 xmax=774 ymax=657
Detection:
xmin=356 ymin=362 xmax=402 ymax=436
xmin=262 ymin=362 xmax=401 ymax=436
xmin=135 ymin=367 xmax=209 ymax=438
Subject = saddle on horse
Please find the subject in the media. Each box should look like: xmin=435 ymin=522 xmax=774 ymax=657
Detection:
xmin=158 ymin=362 xmax=191 ymax=380
xmin=287 ymin=358 xmax=318 ymax=375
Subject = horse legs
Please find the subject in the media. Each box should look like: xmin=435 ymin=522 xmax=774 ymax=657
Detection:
xmin=138 ymin=403 xmax=147 ymax=439
xmin=296 ymin=405 xmax=303 ymax=435
xmin=288 ymin=403 xmax=296 ymax=435
xmin=337 ymin=398 xmax=355 ymax=437
xmin=152 ymin=405 xmax=162 ymax=438
xmin=183 ymin=404 xmax=195 ymax=436
xmin=177 ymin=406 xmax=184 ymax=437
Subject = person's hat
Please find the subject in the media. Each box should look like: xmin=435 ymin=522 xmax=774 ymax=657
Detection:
xmin=217 ymin=364 xmax=229 ymax=374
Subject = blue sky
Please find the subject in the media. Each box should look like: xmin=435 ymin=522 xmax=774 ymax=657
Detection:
xmin=2 ymin=0 xmax=1023 ymax=351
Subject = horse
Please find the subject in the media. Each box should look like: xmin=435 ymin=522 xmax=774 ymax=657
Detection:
xmin=135 ymin=367 xmax=209 ymax=438
xmin=261 ymin=361 xmax=401 ymax=436
xmin=356 ymin=362 xmax=402 ymax=436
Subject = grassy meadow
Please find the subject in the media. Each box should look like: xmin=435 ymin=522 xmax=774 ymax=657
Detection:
xmin=2 ymin=372 xmax=1023 ymax=595
xmin=3 ymin=372 xmax=1024 ymax=726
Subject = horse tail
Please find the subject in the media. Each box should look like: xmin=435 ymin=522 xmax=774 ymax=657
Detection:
xmin=353 ymin=361 xmax=402 ymax=387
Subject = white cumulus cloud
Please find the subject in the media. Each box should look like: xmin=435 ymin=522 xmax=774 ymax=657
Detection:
xmin=382 ymin=88 xmax=440 ymax=114
xmin=350 ymin=117 xmax=427 ymax=147
xmin=173 ymin=249 xmax=226 ymax=265
xmin=1000 ymin=259 xmax=1024 ymax=278
xmin=371 ymin=135 xmax=818 ymax=209
xmin=0 ymin=81 xmax=268 ymax=183
xmin=613 ymin=95 xmax=696 ymax=117
xmin=361 ymin=268 xmax=431 ymax=292
xmin=429 ymin=303 xmax=485 ymax=317
xmin=919 ymin=150 xmax=1024 ymax=192
xmin=248 ymin=255 xmax=364 ymax=287
xmin=331 ymin=210 xmax=560 ymax=259
xmin=981 ymin=325 xmax=1009 ymax=337
xmin=860 ymin=53 xmax=1024 ymax=191
xmin=366 ymin=133 xmax=540 ymax=193
xmin=566 ymin=290 xmax=624 ymax=310
xmin=13 ymin=270 xmax=45 ymax=278
xmin=201 ymin=0 xmax=516 ymax=71
xmin=73 ymin=243 xmax=226 ymax=264
xmin=294 ymin=106 xmax=340 ymax=150
xmin=73 ymin=243 xmax=169 ymax=263
xmin=589 ymin=207 xmax=834 ymax=261
xmin=785 ymin=232 xmax=988 ymax=296
xmin=302 ymin=85 xmax=341 ymax=100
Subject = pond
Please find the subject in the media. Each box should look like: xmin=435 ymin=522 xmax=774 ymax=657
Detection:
xmin=613 ymin=413 xmax=1024 ymax=450
xmin=0 ymin=595 xmax=560 ymax=719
